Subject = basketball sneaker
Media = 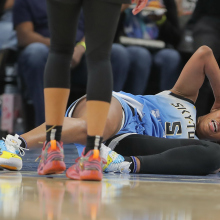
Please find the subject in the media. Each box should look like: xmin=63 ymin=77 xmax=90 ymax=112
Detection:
xmin=0 ymin=134 xmax=26 ymax=171
xmin=37 ymin=140 xmax=66 ymax=175
xmin=100 ymin=144 xmax=131 ymax=173
xmin=66 ymin=148 xmax=103 ymax=181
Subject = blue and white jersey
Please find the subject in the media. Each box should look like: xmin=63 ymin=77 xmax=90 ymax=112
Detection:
xmin=66 ymin=90 xmax=198 ymax=156
xmin=114 ymin=90 xmax=197 ymax=139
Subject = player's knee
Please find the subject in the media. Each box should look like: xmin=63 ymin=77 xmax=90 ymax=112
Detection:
xmin=50 ymin=43 xmax=74 ymax=55
xmin=86 ymin=47 xmax=111 ymax=63
xmin=197 ymin=46 xmax=213 ymax=59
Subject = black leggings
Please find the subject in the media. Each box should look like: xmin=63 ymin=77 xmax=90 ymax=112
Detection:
xmin=110 ymin=134 xmax=220 ymax=175
xmin=44 ymin=0 xmax=121 ymax=103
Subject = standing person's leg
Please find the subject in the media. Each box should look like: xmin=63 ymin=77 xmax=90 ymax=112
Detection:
xmin=124 ymin=46 xmax=152 ymax=95
xmin=65 ymin=0 xmax=122 ymax=181
xmin=111 ymin=43 xmax=130 ymax=92
xmin=39 ymin=0 xmax=82 ymax=175
xmin=154 ymin=49 xmax=182 ymax=91
xmin=44 ymin=0 xmax=81 ymax=139
xmin=82 ymin=0 xmax=121 ymax=154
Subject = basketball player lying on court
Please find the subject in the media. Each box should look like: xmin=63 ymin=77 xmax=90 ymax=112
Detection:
xmin=2 ymin=45 xmax=220 ymax=176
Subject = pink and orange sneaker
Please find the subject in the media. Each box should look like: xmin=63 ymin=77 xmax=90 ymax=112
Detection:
xmin=37 ymin=140 xmax=66 ymax=175
xmin=66 ymin=148 xmax=103 ymax=181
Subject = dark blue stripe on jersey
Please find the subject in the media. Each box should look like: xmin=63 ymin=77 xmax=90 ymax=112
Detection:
xmin=170 ymin=92 xmax=195 ymax=105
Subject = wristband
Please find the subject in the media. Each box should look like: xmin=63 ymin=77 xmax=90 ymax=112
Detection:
xmin=76 ymin=41 xmax=86 ymax=50
xmin=156 ymin=15 xmax=167 ymax=26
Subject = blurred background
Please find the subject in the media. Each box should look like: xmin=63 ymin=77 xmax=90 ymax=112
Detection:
xmin=0 ymin=0 xmax=216 ymax=135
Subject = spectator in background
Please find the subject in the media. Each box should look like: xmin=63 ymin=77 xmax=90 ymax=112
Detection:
xmin=13 ymin=0 xmax=151 ymax=127
xmin=112 ymin=43 xmax=152 ymax=95
xmin=13 ymin=0 xmax=88 ymax=126
xmin=186 ymin=0 xmax=220 ymax=116
xmin=0 ymin=0 xmax=6 ymax=18
xmin=0 ymin=0 xmax=17 ymax=50
xmin=188 ymin=0 xmax=220 ymax=63
xmin=118 ymin=0 xmax=182 ymax=92
xmin=78 ymin=11 xmax=151 ymax=95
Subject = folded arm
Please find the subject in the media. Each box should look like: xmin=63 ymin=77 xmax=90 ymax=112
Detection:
xmin=15 ymin=22 xmax=50 ymax=47
xmin=171 ymin=46 xmax=220 ymax=110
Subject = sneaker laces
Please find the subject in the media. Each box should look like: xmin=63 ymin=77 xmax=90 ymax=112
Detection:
xmin=100 ymin=144 xmax=130 ymax=173
xmin=2 ymin=137 xmax=29 ymax=156
xmin=35 ymin=140 xmax=64 ymax=162
xmin=35 ymin=155 xmax=41 ymax=162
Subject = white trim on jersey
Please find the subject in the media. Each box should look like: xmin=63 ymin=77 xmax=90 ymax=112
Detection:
xmin=113 ymin=92 xmax=144 ymax=118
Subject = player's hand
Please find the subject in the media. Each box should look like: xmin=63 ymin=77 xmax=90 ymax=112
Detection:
xmin=71 ymin=44 xmax=85 ymax=69
xmin=132 ymin=0 xmax=148 ymax=15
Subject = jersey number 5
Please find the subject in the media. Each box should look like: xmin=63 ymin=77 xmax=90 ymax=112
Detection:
xmin=165 ymin=122 xmax=182 ymax=136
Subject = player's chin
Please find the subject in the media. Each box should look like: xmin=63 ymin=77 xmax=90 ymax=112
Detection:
xmin=207 ymin=128 xmax=220 ymax=141
xmin=199 ymin=129 xmax=214 ymax=140
xmin=197 ymin=126 xmax=210 ymax=139
xmin=205 ymin=134 xmax=220 ymax=142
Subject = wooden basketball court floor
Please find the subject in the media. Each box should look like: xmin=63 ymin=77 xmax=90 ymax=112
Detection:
xmin=1 ymin=145 xmax=220 ymax=220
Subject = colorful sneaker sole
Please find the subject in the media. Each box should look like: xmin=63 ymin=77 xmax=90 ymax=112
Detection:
xmin=0 ymin=157 xmax=22 ymax=171
xmin=0 ymin=165 xmax=18 ymax=170
xmin=66 ymin=168 xmax=81 ymax=180
xmin=80 ymin=170 xmax=103 ymax=181
xmin=38 ymin=160 xmax=66 ymax=175
xmin=66 ymin=169 xmax=102 ymax=181
xmin=66 ymin=149 xmax=103 ymax=181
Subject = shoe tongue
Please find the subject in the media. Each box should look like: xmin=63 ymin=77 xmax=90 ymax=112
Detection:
xmin=6 ymin=135 xmax=21 ymax=153
xmin=100 ymin=144 xmax=111 ymax=160
xmin=8 ymin=135 xmax=22 ymax=146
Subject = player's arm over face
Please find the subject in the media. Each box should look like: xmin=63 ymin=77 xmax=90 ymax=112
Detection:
xmin=171 ymin=46 xmax=220 ymax=107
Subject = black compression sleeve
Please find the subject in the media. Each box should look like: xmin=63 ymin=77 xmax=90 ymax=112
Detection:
xmin=114 ymin=134 xmax=202 ymax=156
xmin=44 ymin=0 xmax=81 ymax=89
xmin=138 ymin=141 xmax=220 ymax=175
xmin=83 ymin=1 xmax=121 ymax=102
xmin=45 ymin=0 xmax=121 ymax=104
xmin=112 ymin=134 xmax=220 ymax=175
